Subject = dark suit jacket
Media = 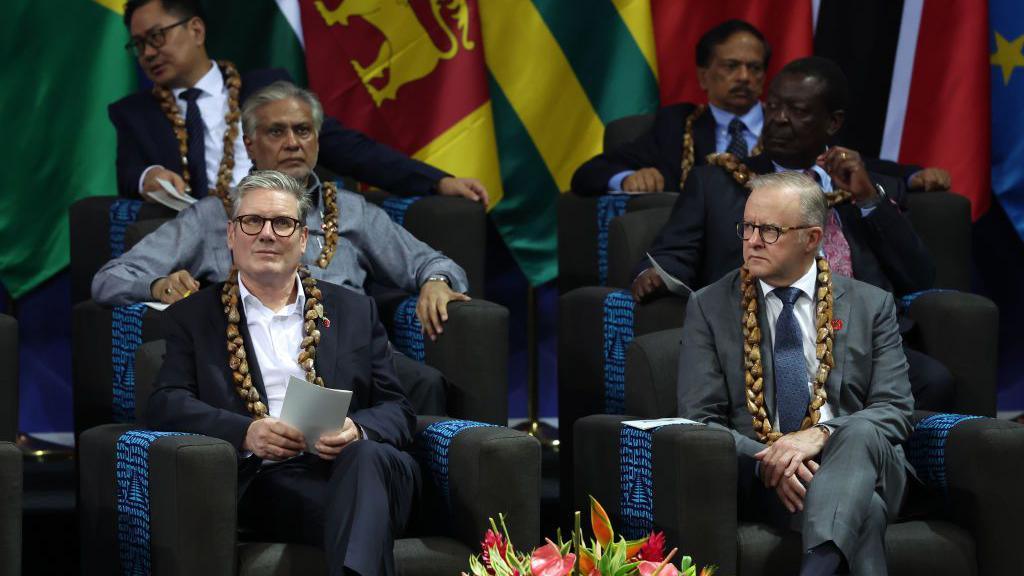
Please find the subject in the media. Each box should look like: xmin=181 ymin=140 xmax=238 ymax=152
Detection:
xmin=677 ymin=269 xmax=914 ymax=459
xmin=571 ymin=102 xmax=715 ymax=196
xmin=640 ymin=154 xmax=936 ymax=298
xmin=145 ymin=279 xmax=416 ymax=483
xmin=109 ymin=68 xmax=447 ymax=199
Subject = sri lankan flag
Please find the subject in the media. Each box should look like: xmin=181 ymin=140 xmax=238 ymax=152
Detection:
xmin=301 ymin=0 xmax=660 ymax=285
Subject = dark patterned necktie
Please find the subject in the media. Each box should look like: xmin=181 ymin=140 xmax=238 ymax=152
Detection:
xmin=726 ymin=117 xmax=749 ymax=159
xmin=180 ymin=88 xmax=208 ymax=197
xmin=803 ymin=169 xmax=854 ymax=277
xmin=772 ymin=286 xmax=809 ymax=433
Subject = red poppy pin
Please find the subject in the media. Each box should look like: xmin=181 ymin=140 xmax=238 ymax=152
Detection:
xmin=323 ymin=318 xmax=331 ymax=328
xmin=832 ymin=319 xmax=843 ymax=331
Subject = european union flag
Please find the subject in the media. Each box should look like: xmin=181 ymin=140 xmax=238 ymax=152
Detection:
xmin=991 ymin=0 xmax=1024 ymax=240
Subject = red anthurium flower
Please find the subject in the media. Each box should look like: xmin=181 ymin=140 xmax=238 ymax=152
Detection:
xmin=589 ymin=496 xmax=614 ymax=548
xmin=480 ymin=529 xmax=507 ymax=574
xmin=637 ymin=531 xmax=666 ymax=562
xmin=530 ymin=539 xmax=576 ymax=576
xmin=637 ymin=560 xmax=681 ymax=576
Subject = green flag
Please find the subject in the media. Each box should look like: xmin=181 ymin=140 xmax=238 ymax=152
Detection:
xmin=0 ymin=0 xmax=136 ymax=298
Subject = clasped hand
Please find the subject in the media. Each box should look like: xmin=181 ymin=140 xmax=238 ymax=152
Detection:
xmin=243 ymin=417 xmax=361 ymax=461
xmin=754 ymin=426 xmax=829 ymax=513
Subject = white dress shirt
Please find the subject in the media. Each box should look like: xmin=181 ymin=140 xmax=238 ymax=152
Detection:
xmin=758 ymin=260 xmax=836 ymax=428
xmin=138 ymin=62 xmax=252 ymax=193
xmin=238 ymin=274 xmax=305 ymax=420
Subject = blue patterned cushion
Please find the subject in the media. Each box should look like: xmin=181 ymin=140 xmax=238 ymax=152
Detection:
xmin=603 ymin=290 xmax=634 ymax=414
xmin=109 ymin=199 xmax=143 ymax=258
xmin=380 ymin=196 xmax=422 ymax=227
xmin=415 ymin=419 xmax=495 ymax=507
xmin=111 ymin=303 xmax=148 ymax=423
xmin=116 ymin=430 xmax=191 ymax=576
xmin=907 ymin=413 xmax=982 ymax=492
xmin=618 ymin=421 xmax=698 ymax=539
xmin=596 ymin=195 xmax=630 ymax=285
xmin=898 ymin=288 xmax=955 ymax=313
xmin=391 ymin=296 xmax=425 ymax=362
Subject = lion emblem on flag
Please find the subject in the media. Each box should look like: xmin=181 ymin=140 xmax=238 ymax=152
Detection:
xmin=314 ymin=0 xmax=476 ymax=107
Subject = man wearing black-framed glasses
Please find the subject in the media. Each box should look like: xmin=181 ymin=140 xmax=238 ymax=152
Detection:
xmin=109 ymin=0 xmax=489 ymax=204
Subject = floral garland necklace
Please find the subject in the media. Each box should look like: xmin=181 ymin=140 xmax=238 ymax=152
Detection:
xmin=315 ymin=181 xmax=340 ymax=269
xmin=741 ymin=257 xmax=835 ymax=444
xmin=705 ymin=152 xmax=853 ymax=207
xmin=679 ymin=105 xmax=762 ymax=189
xmin=222 ymin=266 xmax=326 ymax=419
xmin=154 ymin=59 xmax=241 ymax=213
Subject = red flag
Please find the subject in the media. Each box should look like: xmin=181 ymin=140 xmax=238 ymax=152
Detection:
xmin=883 ymin=1 xmax=990 ymax=219
xmin=650 ymin=0 xmax=814 ymax=106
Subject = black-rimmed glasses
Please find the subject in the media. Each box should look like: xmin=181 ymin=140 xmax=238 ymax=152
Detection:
xmin=736 ymin=221 xmax=813 ymax=244
xmin=125 ymin=17 xmax=192 ymax=58
xmin=234 ymin=215 xmax=304 ymax=238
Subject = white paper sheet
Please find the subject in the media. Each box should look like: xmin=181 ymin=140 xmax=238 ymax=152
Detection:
xmin=621 ymin=417 xmax=704 ymax=431
xmin=647 ymin=252 xmax=695 ymax=297
xmin=279 ymin=376 xmax=353 ymax=453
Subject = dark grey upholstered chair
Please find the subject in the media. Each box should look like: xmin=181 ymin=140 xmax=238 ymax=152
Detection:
xmin=558 ymin=191 xmax=1001 ymax=520
xmin=79 ymin=341 xmax=540 ymax=576
xmin=574 ymin=327 xmax=1024 ymax=575
xmin=0 ymin=313 xmax=18 ymax=443
xmin=0 ymin=441 xmax=20 ymax=576
xmin=69 ymin=193 xmax=508 ymax=437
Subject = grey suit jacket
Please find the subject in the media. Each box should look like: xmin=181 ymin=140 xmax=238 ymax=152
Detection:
xmin=677 ymin=268 xmax=914 ymax=460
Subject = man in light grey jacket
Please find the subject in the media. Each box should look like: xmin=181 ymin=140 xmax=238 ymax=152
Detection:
xmin=678 ymin=172 xmax=913 ymax=576
xmin=93 ymin=81 xmax=469 ymax=415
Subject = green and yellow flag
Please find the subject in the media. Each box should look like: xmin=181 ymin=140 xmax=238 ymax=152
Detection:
xmin=0 ymin=0 xmax=136 ymax=298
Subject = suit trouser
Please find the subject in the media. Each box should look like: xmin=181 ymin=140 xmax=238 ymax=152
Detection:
xmin=394 ymin=352 xmax=448 ymax=416
xmin=237 ymin=442 xmax=421 ymax=576
xmin=739 ymin=419 xmax=908 ymax=576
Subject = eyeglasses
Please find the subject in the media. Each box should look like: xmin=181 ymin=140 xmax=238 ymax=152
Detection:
xmin=234 ymin=215 xmax=304 ymax=238
xmin=736 ymin=221 xmax=813 ymax=245
xmin=125 ymin=17 xmax=191 ymax=58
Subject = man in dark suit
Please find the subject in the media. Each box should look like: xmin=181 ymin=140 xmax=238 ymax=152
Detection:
xmin=113 ymin=0 xmax=487 ymax=204
xmin=146 ymin=170 xmax=417 ymax=576
xmin=636 ymin=56 xmax=952 ymax=411
xmin=571 ymin=19 xmax=768 ymax=196
xmin=679 ymin=171 xmax=914 ymax=575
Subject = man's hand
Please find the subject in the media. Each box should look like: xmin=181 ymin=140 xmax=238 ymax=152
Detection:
xmin=150 ymin=270 xmax=200 ymax=304
xmin=631 ymin=268 xmax=666 ymax=302
xmin=437 ymin=176 xmax=489 ymax=206
xmin=141 ymin=166 xmax=187 ymax=202
xmin=621 ymin=167 xmax=665 ymax=194
xmin=242 ymin=417 xmax=305 ymax=461
xmin=315 ymin=418 xmax=361 ymax=460
xmin=817 ymin=147 xmax=877 ymax=204
xmin=908 ymin=167 xmax=951 ymax=191
xmin=754 ymin=426 xmax=829 ymax=488
xmin=773 ymin=460 xmax=819 ymax=513
xmin=416 ymin=279 xmax=471 ymax=341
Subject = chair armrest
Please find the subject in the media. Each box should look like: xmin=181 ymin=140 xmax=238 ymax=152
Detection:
xmin=416 ymin=417 xmax=540 ymax=552
xmin=944 ymin=417 xmax=1024 ymax=575
xmin=573 ymin=415 xmax=738 ymax=574
xmin=907 ymin=291 xmax=999 ymax=416
xmin=0 ymin=442 xmax=21 ymax=576
xmin=79 ymin=424 xmax=238 ymax=576
xmin=424 ymin=300 xmax=508 ymax=425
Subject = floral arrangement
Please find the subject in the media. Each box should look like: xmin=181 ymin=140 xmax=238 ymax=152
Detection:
xmin=465 ymin=496 xmax=715 ymax=576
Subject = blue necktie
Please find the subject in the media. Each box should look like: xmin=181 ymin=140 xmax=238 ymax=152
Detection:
xmin=773 ymin=287 xmax=809 ymax=433
xmin=726 ymin=117 xmax=749 ymax=159
xmin=180 ymin=88 xmax=208 ymax=197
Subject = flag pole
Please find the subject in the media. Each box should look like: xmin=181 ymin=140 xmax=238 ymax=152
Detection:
xmin=522 ymin=284 xmax=557 ymax=447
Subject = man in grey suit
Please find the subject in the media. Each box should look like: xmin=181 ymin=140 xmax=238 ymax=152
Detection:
xmin=678 ymin=172 xmax=913 ymax=575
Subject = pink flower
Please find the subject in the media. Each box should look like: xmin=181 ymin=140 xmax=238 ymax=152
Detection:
xmin=637 ymin=560 xmax=681 ymax=576
xmin=637 ymin=531 xmax=666 ymax=562
xmin=530 ymin=539 xmax=576 ymax=576
xmin=480 ymin=529 xmax=507 ymax=575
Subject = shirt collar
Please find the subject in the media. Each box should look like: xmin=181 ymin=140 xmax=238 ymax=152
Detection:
xmin=709 ymin=101 xmax=763 ymax=135
xmin=758 ymin=259 xmax=818 ymax=304
xmin=171 ymin=61 xmax=221 ymax=100
xmin=237 ymin=272 xmax=305 ymax=318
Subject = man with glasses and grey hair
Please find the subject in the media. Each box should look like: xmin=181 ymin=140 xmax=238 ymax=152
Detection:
xmin=146 ymin=169 xmax=418 ymax=576
xmin=679 ymin=171 xmax=914 ymax=576
xmin=94 ymin=80 xmax=465 ymax=416
xmin=111 ymin=0 xmax=487 ymax=204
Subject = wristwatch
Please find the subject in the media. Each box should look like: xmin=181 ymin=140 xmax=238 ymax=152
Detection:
xmin=815 ymin=424 xmax=832 ymax=439
xmin=425 ymin=275 xmax=451 ymax=287
xmin=858 ymin=182 xmax=887 ymax=209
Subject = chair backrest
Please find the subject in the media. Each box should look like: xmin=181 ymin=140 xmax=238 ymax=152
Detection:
xmin=607 ymin=207 xmax=672 ymax=289
xmin=125 ymin=218 xmax=172 ymax=252
xmin=0 ymin=314 xmax=17 ymax=442
xmin=625 ymin=328 xmax=683 ymax=418
xmin=604 ymin=114 xmax=656 ymax=151
xmin=905 ymin=192 xmax=972 ymax=291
